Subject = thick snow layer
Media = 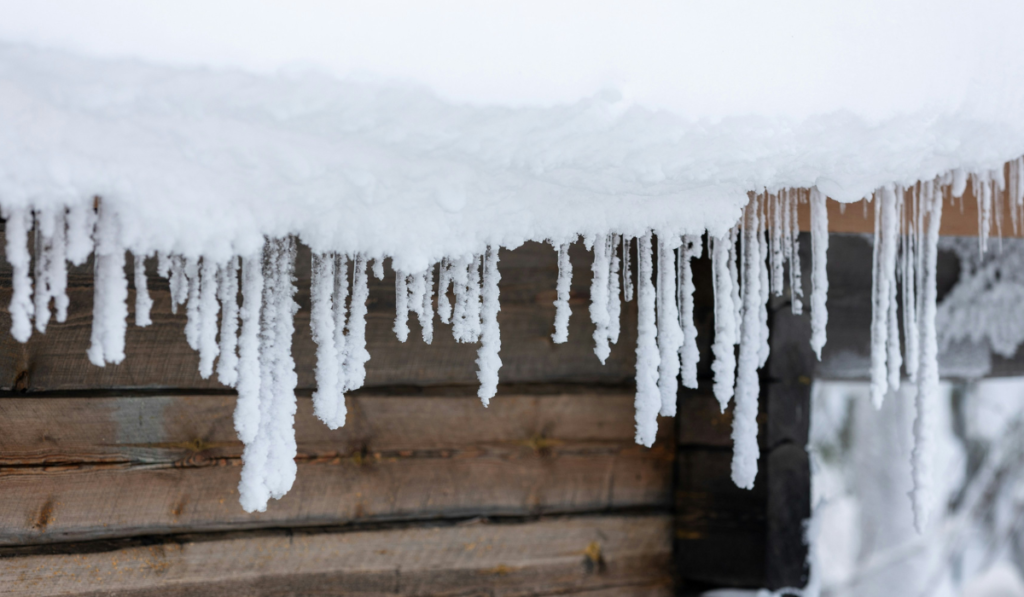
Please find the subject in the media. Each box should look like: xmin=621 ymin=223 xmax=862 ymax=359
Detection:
xmin=4 ymin=4 xmax=1024 ymax=268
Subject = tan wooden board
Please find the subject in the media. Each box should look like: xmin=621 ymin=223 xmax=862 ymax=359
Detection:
xmin=0 ymin=392 xmax=674 ymax=545
xmin=797 ymin=179 xmax=1023 ymax=236
xmin=0 ymin=515 xmax=673 ymax=597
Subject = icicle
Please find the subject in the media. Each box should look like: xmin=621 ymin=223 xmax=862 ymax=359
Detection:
xmin=728 ymin=225 xmax=742 ymax=344
xmin=3 ymin=206 xmax=33 ymax=342
xmin=437 ymin=258 xmax=453 ymax=324
xmin=911 ymin=179 xmax=943 ymax=533
xmin=887 ymin=188 xmax=903 ymax=393
xmin=393 ymin=271 xmax=410 ymax=342
xmin=809 ymin=188 xmax=829 ymax=359
xmin=590 ymin=234 xmax=611 ymax=363
xmin=476 ymin=246 xmax=502 ymax=405
xmin=310 ymin=252 xmax=343 ymax=428
xmin=216 ymin=256 xmax=240 ymax=387
xmin=979 ymin=173 xmax=992 ymax=254
xmin=710 ymin=233 xmax=737 ymax=411
xmin=343 ymin=254 xmax=371 ymax=392
xmin=552 ymin=241 xmax=572 ymax=343
xmin=622 ymin=235 xmax=634 ymax=302
xmin=788 ymin=191 xmax=804 ymax=315
xmin=65 ymin=200 xmax=95 ymax=266
xmin=732 ymin=199 xmax=763 ymax=490
xmin=869 ymin=186 xmax=900 ymax=408
xmin=869 ymin=190 xmax=888 ymax=407
xmin=235 ymin=247 xmax=264 ymax=445
xmin=86 ymin=200 xmax=127 ymax=366
xmin=451 ymin=256 xmax=471 ymax=342
xmin=903 ymin=185 xmax=920 ymax=383
xmin=419 ymin=267 xmax=435 ymax=344
xmin=634 ymin=231 xmax=661 ymax=447
xmin=465 ymin=255 xmax=483 ymax=342
xmin=32 ymin=209 xmax=54 ymax=333
xmin=679 ymin=234 xmax=702 ymax=390
xmin=371 ymin=258 xmax=384 ymax=281
xmin=168 ymin=256 xmax=187 ymax=314
xmin=49 ymin=209 xmax=68 ymax=324
xmin=133 ymin=253 xmax=153 ymax=327
xmin=607 ymin=234 xmax=622 ymax=345
xmin=757 ymin=194 xmax=770 ymax=368
xmin=184 ymin=257 xmax=200 ymax=350
xmin=657 ymin=234 xmax=683 ymax=417
xmin=238 ymin=238 xmax=299 ymax=513
xmin=197 ymin=258 xmax=221 ymax=379
xmin=770 ymin=193 xmax=784 ymax=295
xmin=332 ymin=254 xmax=350 ymax=393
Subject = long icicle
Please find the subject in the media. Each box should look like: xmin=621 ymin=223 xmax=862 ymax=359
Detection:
xmin=343 ymin=254 xmax=371 ymax=392
xmin=887 ymin=187 xmax=903 ymax=393
xmin=197 ymin=257 xmax=221 ymax=379
xmin=310 ymin=252 xmax=343 ymax=428
xmin=679 ymin=234 xmax=702 ymax=390
xmin=49 ymin=208 xmax=69 ymax=324
xmin=809 ymin=188 xmax=829 ymax=359
xmin=591 ymin=233 xmax=611 ymax=363
xmin=419 ymin=268 xmax=435 ymax=344
xmin=394 ymin=271 xmax=410 ymax=342
xmin=757 ymin=194 xmax=770 ymax=368
xmin=634 ymin=231 xmax=661 ymax=447
xmin=33 ymin=209 xmax=54 ymax=333
xmin=657 ymin=234 xmax=682 ymax=417
xmin=66 ymin=200 xmax=95 ymax=266
xmin=622 ymin=235 xmax=634 ymax=302
xmin=911 ymin=179 xmax=943 ymax=533
xmin=133 ymin=253 xmax=153 ymax=327
xmin=216 ymin=256 xmax=240 ymax=387
xmin=234 ymin=244 xmax=264 ymax=445
xmin=728 ymin=225 xmax=742 ymax=343
xmin=788 ymin=190 xmax=804 ymax=315
xmin=710 ymin=233 xmax=737 ymax=411
xmin=607 ymin=234 xmax=622 ymax=345
xmin=552 ymin=241 xmax=572 ymax=343
xmin=437 ymin=259 xmax=453 ymax=324
xmin=184 ymin=257 xmax=200 ymax=350
xmin=4 ymin=206 xmax=33 ymax=342
xmin=332 ymin=254 xmax=350 ymax=394
xmin=476 ymin=245 xmax=502 ymax=405
xmin=732 ymin=197 xmax=762 ymax=489
xmin=87 ymin=200 xmax=127 ymax=366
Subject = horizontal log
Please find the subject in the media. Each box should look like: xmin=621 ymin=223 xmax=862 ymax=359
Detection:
xmin=0 ymin=514 xmax=673 ymax=597
xmin=798 ymin=179 xmax=1022 ymax=237
xmin=0 ymin=391 xmax=674 ymax=545
xmin=0 ymin=241 xmax=654 ymax=392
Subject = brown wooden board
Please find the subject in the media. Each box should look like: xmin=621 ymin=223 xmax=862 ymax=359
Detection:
xmin=0 ymin=241 xmax=647 ymax=392
xmin=0 ymin=391 xmax=674 ymax=546
xmin=0 ymin=514 xmax=673 ymax=597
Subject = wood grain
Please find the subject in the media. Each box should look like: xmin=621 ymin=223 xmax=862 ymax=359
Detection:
xmin=0 ymin=392 xmax=674 ymax=546
xmin=0 ymin=515 xmax=673 ymax=597
xmin=0 ymin=241 xmax=644 ymax=392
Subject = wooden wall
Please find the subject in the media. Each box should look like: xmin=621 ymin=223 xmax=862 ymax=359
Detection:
xmin=0 ymin=234 xmax=815 ymax=595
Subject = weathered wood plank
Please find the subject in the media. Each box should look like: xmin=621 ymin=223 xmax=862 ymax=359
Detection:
xmin=797 ymin=179 xmax=1023 ymax=237
xmin=0 ymin=390 xmax=655 ymax=465
xmin=0 ymin=242 xmax=646 ymax=392
xmin=0 ymin=392 xmax=673 ymax=546
xmin=0 ymin=515 xmax=673 ymax=597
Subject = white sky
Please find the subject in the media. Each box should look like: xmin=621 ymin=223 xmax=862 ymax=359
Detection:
xmin=1 ymin=0 xmax=1022 ymax=121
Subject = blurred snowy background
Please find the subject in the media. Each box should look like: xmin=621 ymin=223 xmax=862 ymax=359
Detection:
xmin=810 ymin=378 xmax=1024 ymax=597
